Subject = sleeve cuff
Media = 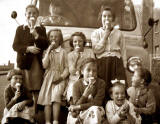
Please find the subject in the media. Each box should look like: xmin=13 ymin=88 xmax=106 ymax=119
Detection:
xmin=96 ymin=43 xmax=104 ymax=49
xmin=26 ymin=47 xmax=29 ymax=53
xmin=35 ymin=34 xmax=39 ymax=40
xmin=115 ymin=113 xmax=121 ymax=120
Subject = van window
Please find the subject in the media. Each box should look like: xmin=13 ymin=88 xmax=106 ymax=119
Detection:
xmin=38 ymin=0 xmax=136 ymax=31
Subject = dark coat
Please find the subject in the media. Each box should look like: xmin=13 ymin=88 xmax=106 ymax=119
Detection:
xmin=12 ymin=25 xmax=49 ymax=70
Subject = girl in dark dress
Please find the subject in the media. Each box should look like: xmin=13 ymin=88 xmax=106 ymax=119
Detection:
xmin=91 ymin=6 xmax=127 ymax=99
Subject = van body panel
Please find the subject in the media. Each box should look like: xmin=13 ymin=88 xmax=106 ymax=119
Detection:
xmin=41 ymin=0 xmax=150 ymax=83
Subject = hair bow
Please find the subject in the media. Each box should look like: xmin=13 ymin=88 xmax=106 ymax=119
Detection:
xmin=111 ymin=78 xmax=125 ymax=85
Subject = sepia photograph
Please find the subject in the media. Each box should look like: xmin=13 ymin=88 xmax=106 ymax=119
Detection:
xmin=0 ymin=0 xmax=160 ymax=123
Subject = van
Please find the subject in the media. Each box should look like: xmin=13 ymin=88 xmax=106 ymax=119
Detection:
xmin=9 ymin=0 xmax=160 ymax=123
xmin=35 ymin=0 xmax=150 ymax=86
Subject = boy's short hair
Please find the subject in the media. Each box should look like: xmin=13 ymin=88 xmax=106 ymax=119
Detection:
xmin=80 ymin=58 xmax=97 ymax=71
xmin=26 ymin=4 xmax=39 ymax=15
xmin=47 ymin=29 xmax=63 ymax=45
xmin=7 ymin=69 xmax=22 ymax=81
xmin=98 ymin=5 xmax=116 ymax=22
xmin=135 ymin=68 xmax=152 ymax=85
xmin=70 ymin=32 xmax=87 ymax=48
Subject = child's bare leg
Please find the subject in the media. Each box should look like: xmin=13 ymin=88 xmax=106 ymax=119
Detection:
xmin=52 ymin=102 xmax=61 ymax=123
xmin=45 ymin=105 xmax=52 ymax=124
xmin=32 ymin=91 xmax=39 ymax=114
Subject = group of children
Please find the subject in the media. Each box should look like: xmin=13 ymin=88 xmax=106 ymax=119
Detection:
xmin=2 ymin=57 xmax=156 ymax=124
xmin=2 ymin=4 xmax=157 ymax=124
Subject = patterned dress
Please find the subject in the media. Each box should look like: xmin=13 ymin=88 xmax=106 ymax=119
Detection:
xmin=67 ymin=106 xmax=106 ymax=124
xmin=37 ymin=46 xmax=69 ymax=105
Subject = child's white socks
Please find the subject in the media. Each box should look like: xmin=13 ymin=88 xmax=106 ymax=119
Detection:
xmin=53 ymin=120 xmax=59 ymax=124
xmin=46 ymin=122 xmax=51 ymax=124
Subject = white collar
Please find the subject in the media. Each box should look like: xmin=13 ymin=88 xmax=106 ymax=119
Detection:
xmin=23 ymin=21 xmax=41 ymax=30
xmin=101 ymin=25 xmax=119 ymax=31
xmin=54 ymin=46 xmax=61 ymax=53
xmin=113 ymin=100 xmax=128 ymax=111
xmin=83 ymin=79 xmax=89 ymax=86
xmin=113 ymin=102 xmax=121 ymax=111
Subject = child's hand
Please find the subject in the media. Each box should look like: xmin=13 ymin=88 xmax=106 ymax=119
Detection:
xmin=134 ymin=107 xmax=141 ymax=114
xmin=126 ymin=113 xmax=136 ymax=124
xmin=122 ymin=103 xmax=129 ymax=113
xmin=68 ymin=105 xmax=81 ymax=118
xmin=26 ymin=46 xmax=40 ymax=54
xmin=118 ymin=111 xmax=127 ymax=120
xmin=13 ymin=91 xmax=21 ymax=100
xmin=83 ymin=82 xmax=94 ymax=97
xmin=118 ymin=110 xmax=128 ymax=120
xmin=88 ymin=77 xmax=96 ymax=85
xmin=118 ymin=104 xmax=129 ymax=119
xmin=17 ymin=102 xmax=25 ymax=112
xmin=48 ymin=42 xmax=55 ymax=51
xmin=68 ymin=105 xmax=80 ymax=112
xmin=104 ymin=20 xmax=112 ymax=30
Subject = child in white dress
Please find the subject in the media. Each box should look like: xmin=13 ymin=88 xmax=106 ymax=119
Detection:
xmin=106 ymin=80 xmax=141 ymax=124
xmin=37 ymin=29 xmax=69 ymax=124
